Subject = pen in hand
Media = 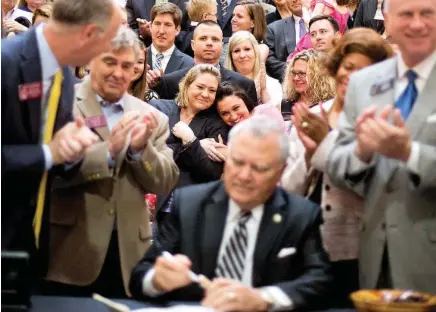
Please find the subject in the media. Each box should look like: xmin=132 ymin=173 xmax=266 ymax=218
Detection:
xmin=162 ymin=251 xmax=211 ymax=289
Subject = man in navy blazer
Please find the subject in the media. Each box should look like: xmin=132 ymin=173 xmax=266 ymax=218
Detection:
xmin=146 ymin=3 xmax=194 ymax=76
xmin=130 ymin=116 xmax=332 ymax=311
xmin=1 ymin=0 xmax=121 ymax=272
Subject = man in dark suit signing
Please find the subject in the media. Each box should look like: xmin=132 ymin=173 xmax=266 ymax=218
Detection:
xmin=150 ymin=20 xmax=258 ymax=106
xmin=146 ymin=3 xmax=194 ymax=81
xmin=130 ymin=115 xmax=332 ymax=311
xmin=1 ymin=0 xmax=121 ymax=274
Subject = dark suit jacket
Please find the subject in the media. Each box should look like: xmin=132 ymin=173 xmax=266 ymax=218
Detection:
xmin=266 ymin=10 xmax=282 ymax=25
xmin=218 ymin=1 xmax=237 ymax=38
xmin=1 ymin=29 xmax=76 ymax=253
xmin=353 ymin=0 xmax=385 ymax=34
xmin=154 ymin=67 xmax=258 ymax=107
xmin=149 ymin=100 xmax=229 ymax=189
xmin=130 ymin=181 xmax=332 ymax=310
xmin=265 ymin=16 xmax=297 ymax=81
xmin=147 ymin=46 xmax=194 ymax=74
xmin=175 ymin=27 xmax=195 ymax=58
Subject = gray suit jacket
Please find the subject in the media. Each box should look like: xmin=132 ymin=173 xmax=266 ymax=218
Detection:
xmin=326 ymin=56 xmax=436 ymax=292
xmin=265 ymin=17 xmax=297 ymax=82
xmin=147 ymin=46 xmax=194 ymax=74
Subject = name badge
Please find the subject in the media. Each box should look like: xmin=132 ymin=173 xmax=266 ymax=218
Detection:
xmin=18 ymin=82 xmax=42 ymax=101
xmin=370 ymin=78 xmax=394 ymax=96
xmin=85 ymin=115 xmax=107 ymax=128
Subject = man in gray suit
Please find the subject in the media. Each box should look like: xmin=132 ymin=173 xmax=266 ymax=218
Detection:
xmin=265 ymin=0 xmax=306 ymax=81
xmin=326 ymin=0 xmax=436 ymax=292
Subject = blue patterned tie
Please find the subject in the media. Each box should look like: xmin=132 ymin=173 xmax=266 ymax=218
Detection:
xmin=395 ymin=70 xmax=418 ymax=120
xmin=154 ymin=53 xmax=164 ymax=70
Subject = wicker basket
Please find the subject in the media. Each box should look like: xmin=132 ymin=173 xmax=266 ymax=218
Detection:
xmin=351 ymin=290 xmax=436 ymax=312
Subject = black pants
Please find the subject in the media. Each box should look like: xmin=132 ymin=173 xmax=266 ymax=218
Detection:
xmin=40 ymin=231 xmax=126 ymax=299
xmin=329 ymin=259 xmax=359 ymax=308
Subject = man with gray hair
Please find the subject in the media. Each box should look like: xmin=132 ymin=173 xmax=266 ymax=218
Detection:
xmin=43 ymin=26 xmax=179 ymax=298
xmin=130 ymin=115 xmax=332 ymax=311
xmin=327 ymin=0 xmax=436 ymax=292
xmin=1 ymin=0 xmax=122 ymax=279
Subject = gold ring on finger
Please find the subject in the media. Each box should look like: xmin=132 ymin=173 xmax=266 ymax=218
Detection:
xmin=301 ymin=121 xmax=309 ymax=129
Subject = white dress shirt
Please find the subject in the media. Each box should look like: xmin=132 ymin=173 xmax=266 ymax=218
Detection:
xmin=350 ymin=51 xmax=436 ymax=175
xmin=5 ymin=6 xmax=33 ymax=22
xmin=142 ymin=199 xmax=294 ymax=310
xmin=151 ymin=44 xmax=176 ymax=72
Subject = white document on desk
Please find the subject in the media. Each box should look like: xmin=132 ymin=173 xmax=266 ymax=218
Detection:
xmin=133 ymin=306 xmax=215 ymax=312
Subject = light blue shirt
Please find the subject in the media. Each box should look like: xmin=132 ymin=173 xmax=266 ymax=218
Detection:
xmin=96 ymin=94 xmax=142 ymax=167
xmin=35 ymin=23 xmax=61 ymax=171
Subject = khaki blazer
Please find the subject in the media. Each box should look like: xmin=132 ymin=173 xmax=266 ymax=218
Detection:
xmin=45 ymin=78 xmax=179 ymax=295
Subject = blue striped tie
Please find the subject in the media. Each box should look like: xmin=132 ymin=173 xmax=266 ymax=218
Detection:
xmin=154 ymin=53 xmax=164 ymax=70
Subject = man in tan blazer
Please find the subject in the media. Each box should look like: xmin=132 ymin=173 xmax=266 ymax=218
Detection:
xmin=44 ymin=26 xmax=179 ymax=298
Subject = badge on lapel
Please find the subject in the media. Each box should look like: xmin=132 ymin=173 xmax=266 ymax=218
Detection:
xmin=85 ymin=115 xmax=107 ymax=128
xmin=370 ymin=78 xmax=395 ymax=96
xmin=18 ymin=82 xmax=42 ymax=101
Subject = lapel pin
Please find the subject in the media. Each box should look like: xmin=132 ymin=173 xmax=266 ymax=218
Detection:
xmin=273 ymin=213 xmax=282 ymax=224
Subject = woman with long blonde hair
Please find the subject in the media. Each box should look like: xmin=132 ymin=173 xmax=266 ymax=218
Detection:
xmin=281 ymin=49 xmax=335 ymax=117
xmin=225 ymin=31 xmax=282 ymax=107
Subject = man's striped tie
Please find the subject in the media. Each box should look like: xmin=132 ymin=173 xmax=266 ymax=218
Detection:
xmin=215 ymin=211 xmax=252 ymax=281
xmin=154 ymin=53 xmax=164 ymax=70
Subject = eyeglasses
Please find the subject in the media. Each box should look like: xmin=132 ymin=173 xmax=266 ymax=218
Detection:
xmin=290 ymin=71 xmax=307 ymax=79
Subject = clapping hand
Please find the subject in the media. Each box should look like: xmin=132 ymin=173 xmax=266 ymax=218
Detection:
xmin=292 ymin=102 xmax=329 ymax=164
xmin=137 ymin=18 xmax=151 ymax=38
xmin=4 ymin=20 xmax=28 ymax=34
xmin=146 ymin=65 xmax=164 ymax=89
xmin=129 ymin=112 xmax=158 ymax=154
xmin=172 ymin=121 xmax=195 ymax=144
xmin=108 ymin=111 xmax=140 ymax=158
xmin=50 ymin=116 xmax=99 ymax=165
xmin=355 ymin=105 xmax=411 ymax=163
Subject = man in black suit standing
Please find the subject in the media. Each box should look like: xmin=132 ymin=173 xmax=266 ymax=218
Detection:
xmin=1 ymin=0 xmax=120 ymax=273
xmin=150 ymin=21 xmax=258 ymax=106
xmin=126 ymin=0 xmax=186 ymax=44
xmin=146 ymin=3 xmax=194 ymax=83
xmin=130 ymin=116 xmax=332 ymax=311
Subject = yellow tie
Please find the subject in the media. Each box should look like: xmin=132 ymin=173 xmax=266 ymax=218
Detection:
xmin=33 ymin=70 xmax=63 ymax=248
